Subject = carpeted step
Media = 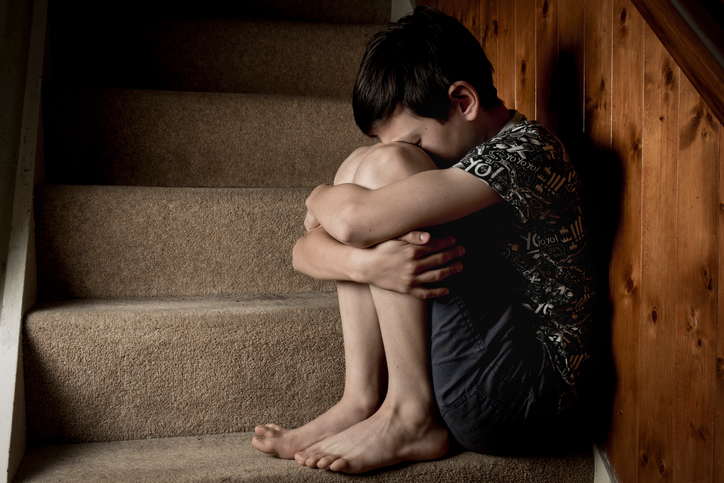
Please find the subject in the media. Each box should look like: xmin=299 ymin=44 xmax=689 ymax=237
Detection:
xmin=35 ymin=185 xmax=334 ymax=300
xmin=23 ymin=294 xmax=343 ymax=445
xmin=49 ymin=15 xmax=383 ymax=97
xmin=43 ymin=87 xmax=371 ymax=188
xmin=14 ymin=432 xmax=594 ymax=482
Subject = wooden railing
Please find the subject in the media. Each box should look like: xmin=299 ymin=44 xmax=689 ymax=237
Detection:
xmin=631 ymin=0 xmax=724 ymax=125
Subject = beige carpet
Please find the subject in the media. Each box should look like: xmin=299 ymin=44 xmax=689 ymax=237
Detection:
xmin=43 ymin=88 xmax=371 ymax=187
xmin=24 ymin=294 xmax=343 ymax=445
xmin=14 ymin=432 xmax=593 ymax=482
xmin=35 ymin=185 xmax=333 ymax=299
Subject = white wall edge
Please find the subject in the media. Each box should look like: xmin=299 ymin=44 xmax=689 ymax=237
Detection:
xmin=593 ymin=441 xmax=616 ymax=483
xmin=0 ymin=0 xmax=47 ymax=481
xmin=391 ymin=0 xmax=415 ymax=21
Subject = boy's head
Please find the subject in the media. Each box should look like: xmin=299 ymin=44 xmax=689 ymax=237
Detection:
xmin=353 ymin=6 xmax=500 ymax=137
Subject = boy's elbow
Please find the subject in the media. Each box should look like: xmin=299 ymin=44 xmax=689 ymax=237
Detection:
xmin=292 ymin=235 xmax=316 ymax=274
xmin=291 ymin=239 xmax=304 ymax=273
xmin=330 ymin=203 xmax=372 ymax=248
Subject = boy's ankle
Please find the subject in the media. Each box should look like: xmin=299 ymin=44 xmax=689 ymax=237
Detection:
xmin=340 ymin=392 xmax=382 ymax=418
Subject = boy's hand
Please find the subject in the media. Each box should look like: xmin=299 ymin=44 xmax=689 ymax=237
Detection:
xmin=355 ymin=231 xmax=464 ymax=299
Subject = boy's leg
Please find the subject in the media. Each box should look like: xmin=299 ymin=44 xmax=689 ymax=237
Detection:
xmin=295 ymin=144 xmax=450 ymax=473
xmin=252 ymin=148 xmax=393 ymax=459
xmin=252 ymin=281 xmax=386 ymax=458
xmin=296 ymin=285 xmax=450 ymax=473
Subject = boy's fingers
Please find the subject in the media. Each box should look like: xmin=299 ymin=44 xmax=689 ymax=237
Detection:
xmin=416 ymin=246 xmax=465 ymax=271
xmin=410 ymin=286 xmax=450 ymax=299
xmin=416 ymin=262 xmax=463 ymax=284
xmin=398 ymin=230 xmax=432 ymax=245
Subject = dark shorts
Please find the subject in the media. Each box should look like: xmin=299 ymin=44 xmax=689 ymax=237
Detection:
xmin=430 ymin=286 xmax=563 ymax=455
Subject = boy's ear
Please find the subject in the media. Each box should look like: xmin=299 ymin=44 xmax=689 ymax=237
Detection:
xmin=448 ymin=81 xmax=480 ymax=120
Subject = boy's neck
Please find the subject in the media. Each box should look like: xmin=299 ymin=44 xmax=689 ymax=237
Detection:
xmin=474 ymin=104 xmax=513 ymax=145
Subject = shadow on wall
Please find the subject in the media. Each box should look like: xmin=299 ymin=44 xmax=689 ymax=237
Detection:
xmin=554 ymin=51 xmax=620 ymax=446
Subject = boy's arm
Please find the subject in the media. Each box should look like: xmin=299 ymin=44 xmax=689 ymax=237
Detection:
xmin=292 ymin=225 xmax=464 ymax=299
xmin=306 ymin=168 xmax=502 ymax=248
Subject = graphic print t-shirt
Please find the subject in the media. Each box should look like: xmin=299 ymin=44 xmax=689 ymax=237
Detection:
xmin=453 ymin=111 xmax=596 ymax=396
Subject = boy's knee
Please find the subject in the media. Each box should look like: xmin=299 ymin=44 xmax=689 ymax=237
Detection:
xmin=353 ymin=142 xmax=437 ymax=190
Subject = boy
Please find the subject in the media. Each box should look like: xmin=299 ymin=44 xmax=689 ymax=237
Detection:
xmin=252 ymin=6 xmax=596 ymax=474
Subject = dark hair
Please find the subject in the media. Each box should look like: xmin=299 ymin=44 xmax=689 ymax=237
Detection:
xmin=353 ymin=6 xmax=500 ymax=136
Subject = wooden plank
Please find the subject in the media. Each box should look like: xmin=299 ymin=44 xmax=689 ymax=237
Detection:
xmin=535 ymin=0 xmax=557 ymax=132
xmin=455 ymin=0 xmax=481 ymax=41
xmin=515 ymin=0 xmax=536 ymax=119
xmin=717 ymin=120 xmax=724 ymax=483
xmin=479 ymin=0 xmax=498 ymax=88
xmin=674 ymin=72 xmax=720 ymax=483
xmin=631 ymin=0 xmax=724 ymax=125
xmin=496 ymin=0 xmax=516 ymax=108
xmin=584 ymin=0 xmax=612 ymax=150
xmin=556 ymin=0 xmax=584 ymax=139
xmin=604 ymin=0 xmax=641 ymax=481
xmin=638 ymin=22 xmax=677 ymax=483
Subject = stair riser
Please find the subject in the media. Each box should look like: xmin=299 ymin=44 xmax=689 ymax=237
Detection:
xmin=24 ymin=295 xmax=344 ymax=444
xmin=44 ymin=88 xmax=371 ymax=187
xmin=35 ymin=186 xmax=335 ymax=299
xmin=50 ymin=14 xmax=381 ymax=97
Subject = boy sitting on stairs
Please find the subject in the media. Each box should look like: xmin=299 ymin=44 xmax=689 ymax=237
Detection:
xmin=252 ymin=6 xmax=596 ymax=474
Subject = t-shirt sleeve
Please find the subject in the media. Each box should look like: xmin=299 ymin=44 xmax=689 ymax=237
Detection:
xmin=453 ymin=123 xmax=573 ymax=224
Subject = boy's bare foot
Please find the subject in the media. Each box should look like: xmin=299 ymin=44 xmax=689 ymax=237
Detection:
xmin=294 ymin=401 xmax=450 ymax=473
xmin=251 ymin=397 xmax=378 ymax=459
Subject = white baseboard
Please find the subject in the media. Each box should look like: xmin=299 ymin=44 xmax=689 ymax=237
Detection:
xmin=593 ymin=442 xmax=616 ymax=483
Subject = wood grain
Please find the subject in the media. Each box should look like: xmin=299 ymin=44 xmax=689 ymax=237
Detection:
xmin=479 ymin=0 xmax=498 ymax=89
xmin=717 ymin=125 xmax=724 ymax=483
xmin=515 ymin=0 xmax=536 ymax=119
xmin=556 ymin=0 xmax=584 ymax=139
xmin=606 ymin=1 xmax=642 ymax=481
xmin=584 ymin=0 xmax=612 ymax=150
xmin=535 ymin=0 xmax=557 ymax=132
xmin=454 ymin=0 xmax=481 ymax=41
xmin=638 ymin=21 xmax=677 ymax=483
xmin=496 ymin=0 xmax=516 ymax=108
xmin=631 ymin=0 xmax=724 ymax=125
xmin=674 ymin=73 xmax=719 ymax=483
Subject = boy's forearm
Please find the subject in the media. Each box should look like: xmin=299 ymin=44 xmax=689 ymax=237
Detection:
xmin=306 ymin=169 xmax=504 ymax=248
xmin=305 ymin=183 xmax=373 ymax=247
xmin=292 ymin=226 xmax=362 ymax=282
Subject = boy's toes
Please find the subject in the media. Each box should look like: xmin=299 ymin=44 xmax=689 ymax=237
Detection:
xmin=316 ymin=454 xmax=340 ymax=470
xmin=254 ymin=424 xmax=285 ymax=437
xmin=329 ymin=458 xmax=351 ymax=473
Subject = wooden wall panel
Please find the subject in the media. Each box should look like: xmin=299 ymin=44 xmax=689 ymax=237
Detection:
xmin=717 ymin=126 xmax=724 ymax=483
xmin=479 ymin=0 xmax=498 ymax=90
xmin=535 ymin=0 xmax=557 ymax=132
xmin=557 ymin=0 xmax=584 ymax=138
xmin=584 ymin=0 xmax=612 ymax=149
xmin=607 ymin=2 xmax=643 ymax=481
xmin=638 ymin=23 xmax=677 ymax=483
xmin=496 ymin=1 xmax=515 ymax=108
xmin=674 ymin=74 xmax=719 ymax=483
xmin=515 ymin=0 xmax=536 ymax=119
xmin=426 ymin=1 xmax=724 ymax=480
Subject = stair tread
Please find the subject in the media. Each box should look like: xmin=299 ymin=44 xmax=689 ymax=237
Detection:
xmin=35 ymin=185 xmax=335 ymax=299
xmin=30 ymin=292 xmax=339 ymax=315
xmin=14 ymin=431 xmax=594 ymax=482
xmin=24 ymin=293 xmax=344 ymax=444
xmin=43 ymin=87 xmax=370 ymax=188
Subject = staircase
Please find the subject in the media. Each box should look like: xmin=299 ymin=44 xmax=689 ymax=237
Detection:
xmin=13 ymin=1 xmax=595 ymax=480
